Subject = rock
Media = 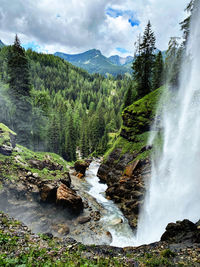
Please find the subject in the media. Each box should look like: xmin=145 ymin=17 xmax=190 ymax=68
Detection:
xmin=29 ymin=158 xmax=63 ymax=171
xmin=77 ymin=173 xmax=84 ymax=179
xmin=0 ymin=123 xmax=17 ymax=156
xmin=161 ymin=219 xmax=200 ymax=243
xmin=90 ymin=211 xmax=101 ymax=221
xmin=29 ymin=159 xmax=45 ymax=170
xmin=58 ymin=225 xmax=70 ymax=235
xmin=56 ymin=183 xmax=83 ymax=213
xmin=60 ymin=172 xmax=71 ymax=188
xmin=124 ymin=160 xmax=140 ymax=177
xmin=110 ymin=218 xmax=123 ymax=225
xmin=74 ymin=160 xmax=90 ymax=176
xmin=40 ymin=183 xmax=57 ymax=202
xmin=32 ymin=173 xmax=39 ymax=178
xmin=77 ymin=216 xmax=91 ymax=224
xmin=97 ymin=147 xmax=150 ymax=229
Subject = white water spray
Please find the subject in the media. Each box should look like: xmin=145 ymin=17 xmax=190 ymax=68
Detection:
xmin=136 ymin=3 xmax=200 ymax=245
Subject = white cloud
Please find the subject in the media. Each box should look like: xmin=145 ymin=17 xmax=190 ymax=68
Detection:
xmin=0 ymin=0 xmax=189 ymax=56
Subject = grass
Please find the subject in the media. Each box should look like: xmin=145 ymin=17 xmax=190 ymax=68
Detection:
xmin=0 ymin=123 xmax=16 ymax=147
xmin=0 ymin=143 xmax=70 ymax=182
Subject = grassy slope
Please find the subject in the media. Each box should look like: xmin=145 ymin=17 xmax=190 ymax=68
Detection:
xmin=104 ymin=87 xmax=163 ymax=162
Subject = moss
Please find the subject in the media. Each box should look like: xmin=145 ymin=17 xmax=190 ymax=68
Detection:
xmin=121 ymin=86 xmax=163 ymax=140
xmin=0 ymin=123 xmax=16 ymax=147
xmin=104 ymin=87 xmax=166 ymax=162
xmin=104 ymin=132 xmax=149 ymax=162
xmin=0 ymin=123 xmax=16 ymax=136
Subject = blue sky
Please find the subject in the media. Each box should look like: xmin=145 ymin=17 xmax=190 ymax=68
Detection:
xmin=106 ymin=7 xmax=140 ymax=28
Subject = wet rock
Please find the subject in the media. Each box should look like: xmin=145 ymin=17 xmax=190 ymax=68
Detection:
xmin=60 ymin=172 xmax=71 ymax=188
xmin=56 ymin=183 xmax=83 ymax=213
xmin=40 ymin=183 xmax=57 ymax=202
xmin=161 ymin=219 xmax=200 ymax=243
xmin=90 ymin=211 xmax=101 ymax=221
xmin=58 ymin=224 xmax=70 ymax=235
xmin=77 ymin=216 xmax=91 ymax=224
xmin=74 ymin=160 xmax=90 ymax=176
xmin=97 ymin=146 xmax=151 ymax=229
xmin=110 ymin=218 xmax=123 ymax=225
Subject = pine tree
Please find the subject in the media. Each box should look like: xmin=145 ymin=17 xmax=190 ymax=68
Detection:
xmin=165 ymin=37 xmax=182 ymax=88
xmin=48 ymin=114 xmax=60 ymax=154
xmin=132 ymin=21 xmax=156 ymax=99
xmin=122 ymin=82 xmax=136 ymax=109
xmin=7 ymin=35 xmax=32 ymax=147
xmin=64 ymin=113 xmax=77 ymax=161
xmin=8 ymin=35 xmax=31 ymax=97
xmin=152 ymin=51 xmax=164 ymax=90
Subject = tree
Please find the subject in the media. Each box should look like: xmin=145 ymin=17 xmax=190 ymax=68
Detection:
xmin=7 ymin=35 xmax=32 ymax=147
xmin=165 ymin=37 xmax=182 ymax=88
xmin=122 ymin=82 xmax=136 ymax=109
xmin=152 ymin=51 xmax=164 ymax=90
xmin=64 ymin=113 xmax=77 ymax=161
xmin=180 ymin=0 xmax=198 ymax=46
xmin=132 ymin=21 xmax=156 ymax=99
xmin=8 ymin=35 xmax=31 ymax=97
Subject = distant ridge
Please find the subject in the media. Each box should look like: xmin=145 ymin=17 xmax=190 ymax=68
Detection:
xmin=54 ymin=49 xmax=132 ymax=76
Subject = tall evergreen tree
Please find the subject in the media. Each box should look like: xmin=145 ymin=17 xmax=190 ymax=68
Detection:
xmin=165 ymin=37 xmax=182 ymax=88
xmin=132 ymin=21 xmax=156 ymax=99
xmin=8 ymin=35 xmax=31 ymax=97
xmin=7 ymin=35 xmax=32 ymax=147
xmin=152 ymin=51 xmax=164 ymax=90
xmin=122 ymin=82 xmax=136 ymax=109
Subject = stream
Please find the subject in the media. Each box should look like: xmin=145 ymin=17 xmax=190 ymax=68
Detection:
xmin=0 ymin=160 xmax=136 ymax=247
xmin=84 ymin=161 xmax=135 ymax=247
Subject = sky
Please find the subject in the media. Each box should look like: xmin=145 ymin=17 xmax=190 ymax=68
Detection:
xmin=0 ymin=0 xmax=189 ymax=57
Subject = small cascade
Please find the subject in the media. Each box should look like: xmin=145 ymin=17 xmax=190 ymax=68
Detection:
xmin=85 ymin=161 xmax=135 ymax=247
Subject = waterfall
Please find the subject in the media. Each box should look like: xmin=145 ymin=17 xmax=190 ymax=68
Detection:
xmin=136 ymin=2 xmax=200 ymax=245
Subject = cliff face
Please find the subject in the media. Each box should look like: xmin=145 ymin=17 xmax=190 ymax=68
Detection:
xmin=98 ymin=87 xmax=163 ymax=228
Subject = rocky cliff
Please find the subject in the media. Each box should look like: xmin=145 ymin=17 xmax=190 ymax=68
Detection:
xmin=98 ymin=87 xmax=163 ymax=228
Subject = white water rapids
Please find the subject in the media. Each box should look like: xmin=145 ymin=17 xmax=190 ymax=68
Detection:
xmin=135 ymin=2 xmax=200 ymax=245
xmin=85 ymin=161 xmax=135 ymax=247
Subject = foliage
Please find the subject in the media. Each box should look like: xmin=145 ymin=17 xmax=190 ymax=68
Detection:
xmin=132 ymin=21 xmax=156 ymax=99
xmin=152 ymin=51 xmax=164 ymax=90
xmin=7 ymin=35 xmax=32 ymax=147
xmin=0 ymin=37 xmax=130 ymax=161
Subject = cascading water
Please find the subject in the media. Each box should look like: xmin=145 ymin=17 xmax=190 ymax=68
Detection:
xmin=136 ymin=2 xmax=200 ymax=245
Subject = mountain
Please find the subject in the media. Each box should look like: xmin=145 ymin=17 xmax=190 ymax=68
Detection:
xmin=108 ymin=55 xmax=133 ymax=66
xmin=0 ymin=40 xmax=5 ymax=48
xmin=54 ymin=49 xmax=132 ymax=76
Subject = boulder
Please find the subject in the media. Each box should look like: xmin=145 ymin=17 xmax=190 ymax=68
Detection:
xmin=161 ymin=219 xmax=200 ymax=243
xmin=40 ymin=183 xmax=57 ymax=202
xmin=0 ymin=123 xmax=17 ymax=156
xmin=74 ymin=160 xmax=90 ymax=176
xmin=29 ymin=157 xmax=63 ymax=171
xmin=56 ymin=183 xmax=83 ymax=213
